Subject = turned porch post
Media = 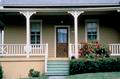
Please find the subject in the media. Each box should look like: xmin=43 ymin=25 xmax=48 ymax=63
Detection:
xmin=20 ymin=11 xmax=36 ymax=58
xmin=68 ymin=11 xmax=84 ymax=58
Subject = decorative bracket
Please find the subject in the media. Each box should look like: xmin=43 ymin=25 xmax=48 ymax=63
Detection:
xmin=20 ymin=11 xmax=36 ymax=19
xmin=68 ymin=11 xmax=84 ymax=19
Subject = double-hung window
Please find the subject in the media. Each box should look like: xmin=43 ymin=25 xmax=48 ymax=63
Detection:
xmin=85 ymin=19 xmax=99 ymax=41
xmin=30 ymin=20 xmax=42 ymax=44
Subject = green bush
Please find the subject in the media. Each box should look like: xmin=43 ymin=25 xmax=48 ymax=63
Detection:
xmin=0 ymin=65 xmax=3 ymax=79
xmin=70 ymin=57 xmax=120 ymax=75
xmin=28 ymin=69 xmax=40 ymax=77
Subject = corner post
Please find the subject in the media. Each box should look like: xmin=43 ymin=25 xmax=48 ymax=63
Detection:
xmin=68 ymin=11 xmax=84 ymax=58
xmin=20 ymin=11 xmax=36 ymax=58
xmin=45 ymin=44 xmax=48 ymax=73
xmin=1 ymin=30 xmax=4 ymax=55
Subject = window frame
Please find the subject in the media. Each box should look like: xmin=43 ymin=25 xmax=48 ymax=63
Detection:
xmin=85 ymin=19 xmax=99 ymax=42
xmin=30 ymin=20 xmax=42 ymax=44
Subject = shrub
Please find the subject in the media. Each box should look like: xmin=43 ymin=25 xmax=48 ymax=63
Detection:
xmin=28 ymin=69 xmax=40 ymax=77
xmin=0 ymin=65 xmax=3 ymax=79
xmin=78 ymin=41 xmax=110 ymax=58
xmin=70 ymin=57 xmax=120 ymax=75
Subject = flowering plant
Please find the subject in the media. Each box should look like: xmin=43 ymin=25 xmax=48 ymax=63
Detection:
xmin=78 ymin=41 xmax=110 ymax=58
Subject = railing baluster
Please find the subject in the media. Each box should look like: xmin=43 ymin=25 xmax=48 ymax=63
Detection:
xmin=111 ymin=45 xmax=113 ymax=54
xmin=113 ymin=45 xmax=115 ymax=54
xmin=18 ymin=45 xmax=19 ymax=54
xmin=7 ymin=45 xmax=8 ymax=55
xmin=39 ymin=44 xmax=41 ymax=54
xmin=109 ymin=45 xmax=112 ymax=54
xmin=69 ymin=44 xmax=71 ymax=58
xmin=118 ymin=45 xmax=120 ymax=54
xmin=34 ymin=45 xmax=37 ymax=54
xmin=14 ymin=45 xmax=16 ymax=54
xmin=20 ymin=45 xmax=22 ymax=54
xmin=116 ymin=45 xmax=118 ymax=55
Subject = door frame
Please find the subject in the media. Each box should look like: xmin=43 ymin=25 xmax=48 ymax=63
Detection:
xmin=54 ymin=25 xmax=70 ymax=58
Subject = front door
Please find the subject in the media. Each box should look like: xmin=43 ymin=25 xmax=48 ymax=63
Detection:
xmin=56 ymin=27 xmax=68 ymax=57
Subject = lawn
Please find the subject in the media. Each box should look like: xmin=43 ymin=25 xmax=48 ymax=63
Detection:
xmin=21 ymin=72 xmax=120 ymax=79
xmin=66 ymin=72 xmax=120 ymax=79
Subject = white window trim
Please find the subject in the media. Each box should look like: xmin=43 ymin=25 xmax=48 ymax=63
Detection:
xmin=30 ymin=20 xmax=42 ymax=44
xmin=2 ymin=30 xmax=4 ymax=45
xmin=54 ymin=25 xmax=70 ymax=58
xmin=0 ymin=29 xmax=4 ymax=45
xmin=85 ymin=19 xmax=100 ymax=42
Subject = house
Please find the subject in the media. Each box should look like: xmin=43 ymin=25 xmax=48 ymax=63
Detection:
xmin=0 ymin=0 xmax=120 ymax=78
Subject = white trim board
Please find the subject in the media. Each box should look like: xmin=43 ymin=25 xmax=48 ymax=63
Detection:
xmin=0 ymin=29 xmax=4 ymax=45
xmin=54 ymin=25 xmax=70 ymax=58
xmin=0 ymin=7 xmax=120 ymax=12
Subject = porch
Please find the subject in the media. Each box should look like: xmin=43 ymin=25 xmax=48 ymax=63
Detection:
xmin=0 ymin=8 xmax=120 ymax=78
xmin=0 ymin=11 xmax=120 ymax=58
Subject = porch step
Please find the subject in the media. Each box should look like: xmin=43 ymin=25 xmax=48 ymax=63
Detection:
xmin=47 ymin=60 xmax=69 ymax=76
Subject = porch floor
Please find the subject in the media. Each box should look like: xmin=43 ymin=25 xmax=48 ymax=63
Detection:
xmin=48 ymin=58 xmax=69 ymax=61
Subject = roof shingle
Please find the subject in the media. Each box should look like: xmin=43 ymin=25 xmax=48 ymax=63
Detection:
xmin=1 ymin=0 xmax=120 ymax=6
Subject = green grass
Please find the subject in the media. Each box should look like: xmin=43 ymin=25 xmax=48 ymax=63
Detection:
xmin=20 ymin=72 xmax=120 ymax=79
xmin=66 ymin=72 xmax=120 ymax=79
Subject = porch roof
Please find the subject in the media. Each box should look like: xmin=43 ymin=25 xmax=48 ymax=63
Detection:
xmin=1 ymin=0 xmax=120 ymax=7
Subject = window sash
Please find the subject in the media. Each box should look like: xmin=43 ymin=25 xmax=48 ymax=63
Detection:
xmin=30 ymin=21 xmax=41 ymax=44
xmin=57 ymin=28 xmax=68 ymax=43
xmin=86 ymin=21 xmax=98 ymax=41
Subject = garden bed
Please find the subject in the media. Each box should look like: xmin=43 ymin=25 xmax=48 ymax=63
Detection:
xmin=70 ymin=57 xmax=120 ymax=75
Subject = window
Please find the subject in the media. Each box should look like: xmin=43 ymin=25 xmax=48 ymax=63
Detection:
xmin=57 ymin=28 xmax=68 ymax=43
xmin=85 ymin=20 xmax=99 ymax=41
xmin=30 ymin=20 xmax=42 ymax=44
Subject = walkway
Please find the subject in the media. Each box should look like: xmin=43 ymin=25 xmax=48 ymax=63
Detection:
xmin=48 ymin=76 xmax=66 ymax=79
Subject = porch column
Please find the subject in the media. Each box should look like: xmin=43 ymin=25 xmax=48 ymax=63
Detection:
xmin=20 ymin=11 xmax=36 ymax=58
xmin=68 ymin=11 xmax=84 ymax=58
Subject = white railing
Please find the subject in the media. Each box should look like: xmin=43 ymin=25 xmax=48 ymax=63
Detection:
xmin=0 ymin=44 xmax=26 ymax=56
xmin=109 ymin=44 xmax=120 ymax=56
xmin=0 ymin=44 xmax=48 ymax=73
xmin=0 ymin=44 xmax=48 ymax=57
xmin=69 ymin=43 xmax=120 ymax=57
xmin=69 ymin=44 xmax=82 ymax=58
xmin=30 ymin=44 xmax=48 ymax=56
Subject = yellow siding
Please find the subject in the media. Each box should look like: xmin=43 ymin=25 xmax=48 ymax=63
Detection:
xmin=100 ymin=26 xmax=120 ymax=44
xmin=1 ymin=58 xmax=44 ymax=79
xmin=42 ymin=25 xmax=55 ymax=57
xmin=4 ymin=25 xmax=26 ymax=44
xmin=70 ymin=26 xmax=74 ymax=44
xmin=78 ymin=25 xmax=85 ymax=43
